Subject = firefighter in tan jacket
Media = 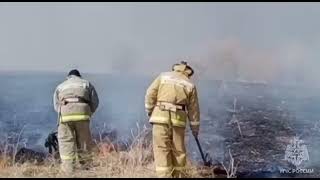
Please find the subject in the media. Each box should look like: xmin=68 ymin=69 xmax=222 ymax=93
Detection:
xmin=53 ymin=69 xmax=99 ymax=173
xmin=145 ymin=61 xmax=200 ymax=178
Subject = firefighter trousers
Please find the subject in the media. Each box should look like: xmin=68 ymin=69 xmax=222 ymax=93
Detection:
xmin=152 ymin=123 xmax=187 ymax=178
xmin=58 ymin=120 xmax=94 ymax=173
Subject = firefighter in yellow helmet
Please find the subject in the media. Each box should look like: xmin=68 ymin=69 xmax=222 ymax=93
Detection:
xmin=145 ymin=61 xmax=200 ymax=178
xmin=53 ymin=69 xmax=99 ymax=174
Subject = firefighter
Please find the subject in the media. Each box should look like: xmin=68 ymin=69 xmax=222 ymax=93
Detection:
xmin=145 ymin=61 xmax=200 ymax=178
xmin=53 ymin=69 xmax=99 ymax=173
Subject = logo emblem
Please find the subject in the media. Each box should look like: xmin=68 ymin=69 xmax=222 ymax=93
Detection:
xmin=284 ymin=136 xmax=309 ymax=167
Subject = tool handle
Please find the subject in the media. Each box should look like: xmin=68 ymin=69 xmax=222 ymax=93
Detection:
xmin=194 ymin=135 xmax=207 ymax=163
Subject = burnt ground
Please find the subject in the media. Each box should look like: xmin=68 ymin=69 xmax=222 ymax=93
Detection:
xmin=1 ymin=75 xmax=320 ymax=178
xmin=188 ymin=81 xmax=320 ymax=178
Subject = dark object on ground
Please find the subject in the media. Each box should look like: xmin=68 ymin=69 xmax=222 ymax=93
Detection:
xmin=45 ymin=131 xmax=58 ymax=154
xmin=14 ymin=147 xmax=46 ymax=164
xmin=197 ymin=163 xmax=228 ymax=178
xmin=212 ymin=164 xmax=228 ymax=176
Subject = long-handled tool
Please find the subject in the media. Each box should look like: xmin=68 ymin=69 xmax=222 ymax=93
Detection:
xmin=194 ymin=135 xmax=213 ymax=167
xmin=194 ymin=136 xmax=229 ymax=176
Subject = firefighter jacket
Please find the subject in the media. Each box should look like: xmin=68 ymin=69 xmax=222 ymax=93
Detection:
xmin=53 ymin=75 xmax=99 ymax=122
xmin=145 ymin=69 xmax=200 ymax=133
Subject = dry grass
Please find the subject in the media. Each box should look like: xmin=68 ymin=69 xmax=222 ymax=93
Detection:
xmin=0 ymin=126 xmax=222 ymax=178
xmin=0 ymin=145 xmax=217 ymax=178
xmin=221 ymin=149 xmax=238 ymax=178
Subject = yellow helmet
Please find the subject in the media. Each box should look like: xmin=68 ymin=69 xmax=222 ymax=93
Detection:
xmin=172 ymin=61 xmax=194 ymax=77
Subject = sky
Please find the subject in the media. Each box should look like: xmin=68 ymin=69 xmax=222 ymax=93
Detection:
xmin=1 ymin=2 xmax=320 ymax=84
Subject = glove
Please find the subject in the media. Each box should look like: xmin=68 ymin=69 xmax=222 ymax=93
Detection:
xmin=192 ymin=130 xmax=198 ymax=137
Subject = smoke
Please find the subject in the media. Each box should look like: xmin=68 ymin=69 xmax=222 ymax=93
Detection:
xmin=1 ymin=2 xmax=320 ymax=86
xmin=187 ymin=37 xmax=320 ymax=90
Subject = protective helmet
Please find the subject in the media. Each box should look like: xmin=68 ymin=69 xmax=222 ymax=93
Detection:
xmin=68 ymin=69 xmax=81 ymax=77
xmin=172 ymin=61 xmax=194 ymax=77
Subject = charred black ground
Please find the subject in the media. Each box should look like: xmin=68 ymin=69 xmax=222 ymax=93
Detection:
xmin=189 ymin=80 xmax=320 ymax=178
